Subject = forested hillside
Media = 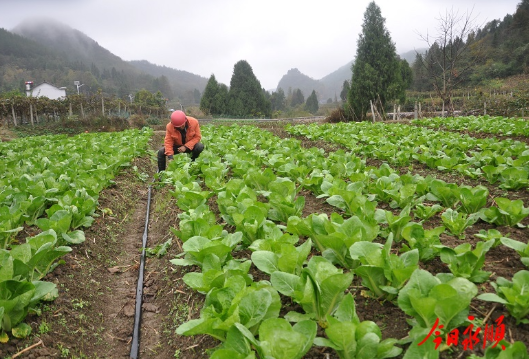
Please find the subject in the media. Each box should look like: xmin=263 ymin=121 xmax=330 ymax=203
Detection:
xmin=411 ymin=0 xmax=529 ymax=92
xmin=0 ymin=19 xmax=207 ymax=106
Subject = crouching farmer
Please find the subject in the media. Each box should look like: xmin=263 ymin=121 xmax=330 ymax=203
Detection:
xmin=157 ymin=110 xmax=204 ymax=172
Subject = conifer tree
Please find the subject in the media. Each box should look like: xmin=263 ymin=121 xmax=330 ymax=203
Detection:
xmin=227 ymin=60 xmax=271 ymax=117
xmin=305 ymin=90 xmax=319 ymax=114
xmin=200 ymin=74 xmax=219 ymax=115
xmin=290 ymin=88 xmax=305 ymax=107
xmin=348 ymin=1 xmax=402 ymax=120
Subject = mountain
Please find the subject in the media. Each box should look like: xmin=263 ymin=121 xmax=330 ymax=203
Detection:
xmin=399 ymin=49 xmax=427 ymax=64
xmin=1 ymin=18 xmax=207 ymax=104
xmin=276 ymin=48 xmax=428 ymax=102
xmin=277 ymin=68 xmax=324 ymax=101
xmin=12 ymin=18 xmax=137 ymax=74
xmin=319 ymin=60 xmax=354 ymax=101
xmin=128 ymin=60 xmax=208 ymax=103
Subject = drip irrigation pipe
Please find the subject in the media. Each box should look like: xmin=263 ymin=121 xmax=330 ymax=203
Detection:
xmin=130 ymin=181 xmax=153 ymax=359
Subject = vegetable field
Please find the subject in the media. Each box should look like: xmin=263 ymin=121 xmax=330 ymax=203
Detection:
xmin=1 ymin=116 xmax=529 ymax=358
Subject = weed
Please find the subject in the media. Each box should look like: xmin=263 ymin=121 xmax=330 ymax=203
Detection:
xmin=57 ymin=344 xmax=70 ymax=358
xmin=39 ymin=320 xmax=50 ymax=334
xmin=72 ymin=299 xmax=89 ymax=310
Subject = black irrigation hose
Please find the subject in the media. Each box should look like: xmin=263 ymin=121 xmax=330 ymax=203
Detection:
xmin=130 ymin=180 xmax=153 ymax=359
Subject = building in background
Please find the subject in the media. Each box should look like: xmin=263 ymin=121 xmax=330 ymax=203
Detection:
xmin=25 ymin=81 xmax=67 ymax=100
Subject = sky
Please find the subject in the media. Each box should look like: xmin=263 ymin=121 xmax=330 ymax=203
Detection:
xmin=0 ymin=0 xmax=521 ymax=90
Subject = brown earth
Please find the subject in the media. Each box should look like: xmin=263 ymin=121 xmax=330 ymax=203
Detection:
xmin=1 ymin=122 xmax=528 ymax=359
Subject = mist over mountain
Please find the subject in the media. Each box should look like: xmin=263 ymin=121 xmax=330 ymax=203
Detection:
xmin=13 ymin=18 xmax=137 ymax=73
xmin=1 ymin=18 xmax=208 ymax=104
xmin=129 ymin=60 xmax=208 ymax=101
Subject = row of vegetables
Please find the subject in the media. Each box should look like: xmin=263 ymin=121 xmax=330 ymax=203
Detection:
xmin=285 ymin=117 xmax=529 ymax=190
xmin=412 ymin=115 xmax=529 ymax=137
xmin=163 ymin=120 xmax=529 ymax=359
xmin=0 ymin=128 xmax=152 ymax=342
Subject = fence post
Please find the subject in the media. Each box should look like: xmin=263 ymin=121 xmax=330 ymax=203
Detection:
xmin=11 ymin=104 xmax=17 ymax=126
xmin=414 ymin=102 xmax=418 ymax=119
xmin=484 ymin=102 xmax=487 ymax=116
xmin=29 ymin=103 xmax=34 ymax=126
xmin=370 ymin=100 xmax=375 ymax=122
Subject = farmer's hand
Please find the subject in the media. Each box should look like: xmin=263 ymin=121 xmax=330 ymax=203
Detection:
xmin=177 ymin=146 xmax=187 ymax=153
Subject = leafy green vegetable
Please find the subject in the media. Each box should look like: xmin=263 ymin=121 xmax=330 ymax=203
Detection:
xmin=499 ymin=167 xmax=529 ymax=190
xmin=437 ymin=239 xmax=494 ymax=282
xmin=500 ymin=237 xmax=529 ymax=267
xmin=170 ymin=233 xmax=243 ymax=268
xmin=413 ymin=204 xmax=443 ymax=221
xmin=479 ymin=197 xmax=529 ymax=227
xmin=251 ymin=240 xmax=311 ymax=276
xmin=350 ymin=235 xmax=418 ymax=300
xmin=183 ymin=259 xmax=253 ymax=294
xmin=287 ymin=213 xmax=379 ymax=268
xmin=270 ymin=256 xmax=354 ymax=328
xmin=441 ymin=209 xmax=479 ymax=239
xmin=397 ymin=269 xmax=477 ymax=340
xmin=458 ymin=186 xmax=489 ymax=214
xmin=314 ymin=295 xmax=402 ymax=359
xmin=401 ymin=224 xmax=444 ymax=261
xmin=468 ymin=340 xmax=529 ymax=359
xmin=477 ymin=270 xmax=529 ymax=324
xmin=176 ymin=278 xmax=281 ymax=341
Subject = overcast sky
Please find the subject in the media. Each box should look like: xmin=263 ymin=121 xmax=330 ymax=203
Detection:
xmin=0 ymin=0 xmax=520 ymax=90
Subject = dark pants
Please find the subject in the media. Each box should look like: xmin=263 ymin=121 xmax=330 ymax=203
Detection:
xmin=157 ymin=142 xmax=204 ymax=171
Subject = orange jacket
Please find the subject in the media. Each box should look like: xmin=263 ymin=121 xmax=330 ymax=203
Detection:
xmin=164 ymin=116 xmax=201 ymax=156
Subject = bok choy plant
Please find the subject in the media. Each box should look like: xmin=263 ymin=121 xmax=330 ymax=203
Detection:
xmin=479 ymin=197 xmax=529 ymax=227
xmin=477 ymin=270 xmax=529 ymax=324
xmin=313 ymin=293 xmax=402 ymax=359
xmin=270 ymin=256 xmax=354 ymax=328
xmin=436 ymin=239 xmax=495 ymax=283
xmin=350 ymin=235 xmax=419 ymax=300
xmin=397 ymin=270 xmax=477 ymax=358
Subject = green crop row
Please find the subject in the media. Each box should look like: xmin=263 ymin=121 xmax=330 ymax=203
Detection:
xmin=0 ymin=128 xmax=151 ymax=342
xmin=413 ymin=115 xmax=529 ymax=137
xmin=286 ymin=116 xmax=529 ymax=190
xmin=162 ymin=124 xmax=528 ymax=358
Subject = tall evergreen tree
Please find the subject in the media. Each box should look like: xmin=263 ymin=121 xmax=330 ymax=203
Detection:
xmin=213 ymin=83 xmax=228 ymax=115
xmin=347 ymin=1 xmax=401 ymax=120
xmin=305 ymin=90 xmax=319 ymax=114
xmin=227 ymin=60 xmax=271 ymax=118
xmin=270 ymin=87 xmax=286 ymax=112
xmin=200 ymin=74 xmax=219 ymax=115
xmin=340 ymin=80 xmax=350 ymax=102
xmin=290 ymin=88 xmax=305 ymax=107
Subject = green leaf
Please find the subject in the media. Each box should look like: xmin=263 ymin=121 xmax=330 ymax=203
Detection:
xmin=238 ymin=289 xmax=272 ymax=328
xmin=11 ymin=322 xmax=31 ymax=338
xmin=251 ymin=251 xmax=278 ymax=275
xmin=270 ymin=271 xmax=302 ymax=298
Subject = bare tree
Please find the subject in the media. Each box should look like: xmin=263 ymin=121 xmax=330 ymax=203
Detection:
xmin=417 ymin=8 xmax=483 ymax=116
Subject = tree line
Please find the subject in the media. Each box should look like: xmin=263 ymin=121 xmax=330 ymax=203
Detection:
xmin=199 ymin=60 xmax=321 ymax=119
xmin=335 ymin=0 xmax=529 ymax=121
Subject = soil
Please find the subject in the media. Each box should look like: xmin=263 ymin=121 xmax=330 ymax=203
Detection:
xmin=1 ymin=121 xmax=528 ymax=359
